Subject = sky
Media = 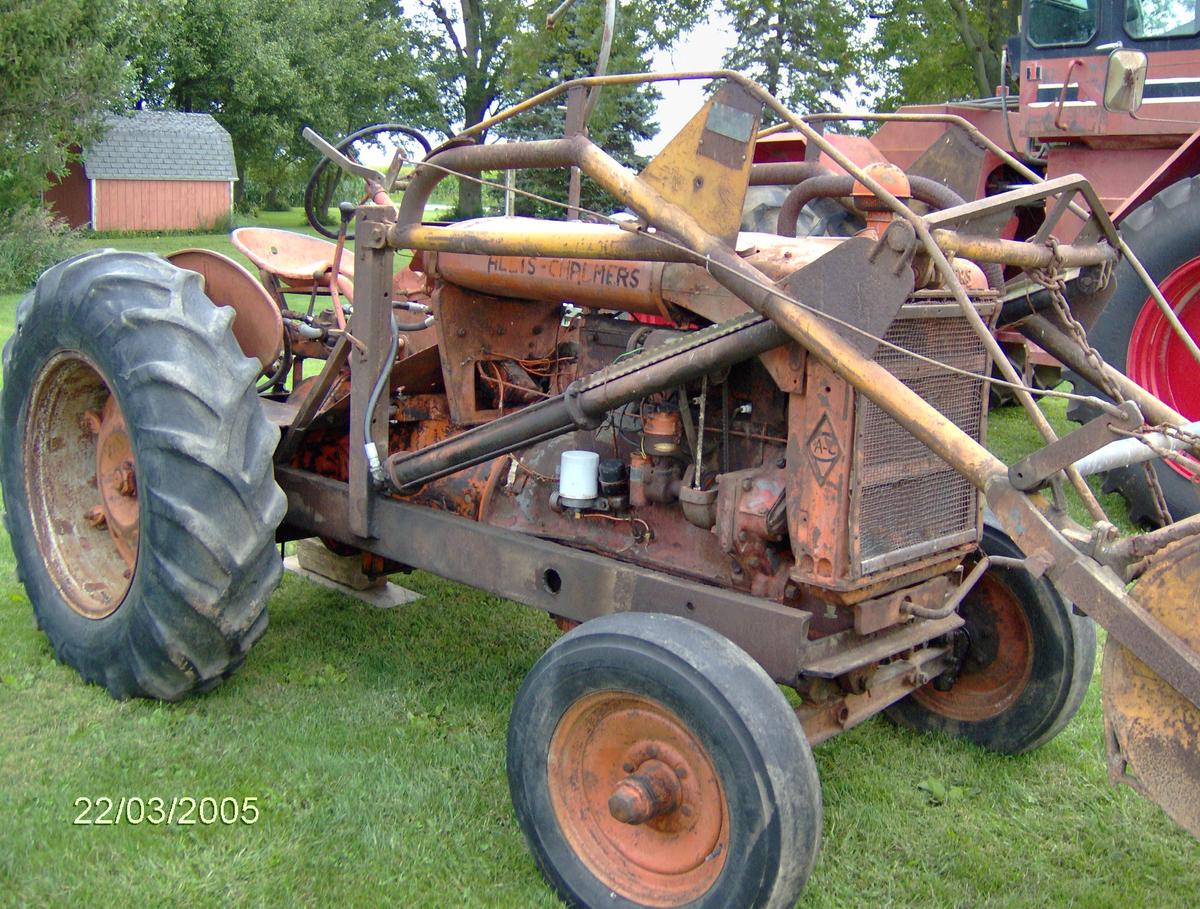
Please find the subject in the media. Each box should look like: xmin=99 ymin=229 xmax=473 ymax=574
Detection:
xmin=637 ymin=11 xmax=736 ymax=156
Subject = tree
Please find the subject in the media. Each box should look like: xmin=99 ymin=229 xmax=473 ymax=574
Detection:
xmin=130 ymin=0 xmax=433 ymax=209
xmin=721 ymin=0 xmax=866 ymax=116
xmin=868 ymin=0 xmax=1020 ymax=107
xmin=407 ymin=0 xmax=709 ymax=218
xmin=496 ymin=1 xmax=663 ymax=220
xmin=0 ymin=0 xmax=141 ymax=213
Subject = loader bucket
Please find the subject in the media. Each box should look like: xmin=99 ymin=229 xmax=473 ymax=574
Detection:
xmin=1103 ymin=535 xmax=1200 ymax=837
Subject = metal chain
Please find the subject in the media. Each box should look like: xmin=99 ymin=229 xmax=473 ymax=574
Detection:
xmin=1029 ymin=238 xmax=1123 ymax=403
xmin=1027 ymin=240 xmax=1176 ymax=524
xmin=1030 ymin=240 xmax=1181 ymax=523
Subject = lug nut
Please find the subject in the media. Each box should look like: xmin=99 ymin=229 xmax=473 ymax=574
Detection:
xmin=84 ymin=507 xmax=107 ymax=529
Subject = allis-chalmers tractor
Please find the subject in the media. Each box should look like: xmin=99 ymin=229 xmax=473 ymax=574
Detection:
xmin=5 ymin=68 xmax=1200 ymax=908
xmin=747 ymin=0 xmax=1200 ymax=530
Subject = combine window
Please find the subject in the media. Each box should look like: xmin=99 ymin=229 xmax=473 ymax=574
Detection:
xmin=1028 ymin=0 xmax=1098 ymax=46
xmin=1126 ymin=0 xmax=1200 ymax=38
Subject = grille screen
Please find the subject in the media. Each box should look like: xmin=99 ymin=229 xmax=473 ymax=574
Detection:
xmin=855 ymin=306 xmax=989 ymax=573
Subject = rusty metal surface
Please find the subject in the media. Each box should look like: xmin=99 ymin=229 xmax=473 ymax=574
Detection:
xmin=385 ymin=314 xmax=788 ymax=491
xmin=1009 ymin=401 xmax=1143 ymax=492
xmin=779 ymin=233 xmax=915 ymax=358
xmin=910 ymin=569 xmax=1035 ymax=722
xmin=1103 ymin=535 xmax=1200 ymax=838
xmin=93 ymin=394 xmax=139 ymax=571
xmin=295 ymin=74 xmax=1200 ymax=827
xmin=852 ymin=302 xmax=990 ymax=575
xmin=986 ymin=479 xmax=1200 ymax=710
xmin=1015 ymin=314 xmax=1188 ymax=428
xmin=797 ymin=646 xmax=953 ymax=745
xmin=276 ymin=466 xmax=814 ymax=683
xmin=786 ymin=360 xmax=855 ymax=588
xmin=232 ymin=226 xmax=355 ymax=283
xmin=931 ymin=230 xmax=1119 ymax=270
xmin=348 ymin=206 xmax=395 ymax=537
xmin=547 ymin=690 xmax=729 ymax=904
xmin=797 ymin=613 xmax=963 ymax=678
xmin=434 ymin=251 xmax=668 ymax=316
xmin=24 ymin=352 xmax=135 ymax=620
xmin=166 ymin=249 xmax=284 ymax=370
xmin=275 ymin=334 xmax=351 ymax=464
xmin=638 ymin=83 xmax=760 ymax=245
xmin=432 ymin=282 xmax=566 ymax=425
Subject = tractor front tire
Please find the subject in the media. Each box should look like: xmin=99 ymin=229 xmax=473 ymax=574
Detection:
xmin=508 ymin=612 xmax=822 ymax=909
xmin=885 ymin=525 xmax=1096 ymax=754
xmin=0 ymin=250 xmax=286 ymax=700
xmin=1067 ymin=175 xmax=1200 ymax=524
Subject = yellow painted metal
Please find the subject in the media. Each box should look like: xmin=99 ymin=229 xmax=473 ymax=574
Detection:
xmin=1103 ymin=535 xmax=1200 ymax=838
xmin=638 ymin=84 xmax=760 ymax=245
xmin=393 ymin=219 xmax=700 ymax=263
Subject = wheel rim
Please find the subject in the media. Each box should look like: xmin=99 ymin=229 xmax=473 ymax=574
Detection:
xmin=1127 ymin=256 xmax=1200 ymax=481
xmin=547 ymin=690 xmax=730 ymax=907
xmin=24 ymin=352 xmax=138 ymax=619
xmin=912 ymin=572 xmax=1034 ymax=722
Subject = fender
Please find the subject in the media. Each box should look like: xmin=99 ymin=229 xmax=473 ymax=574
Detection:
xmin=1113 ymin=124 xmax=1200 ymax=222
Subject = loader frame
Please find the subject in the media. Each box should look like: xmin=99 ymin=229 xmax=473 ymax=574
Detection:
xmin=277 ymin=69 xmax=1200 ymax=711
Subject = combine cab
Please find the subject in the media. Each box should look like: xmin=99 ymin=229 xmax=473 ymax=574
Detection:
xmin=3 ymin=71 xmax=1200 ymax=908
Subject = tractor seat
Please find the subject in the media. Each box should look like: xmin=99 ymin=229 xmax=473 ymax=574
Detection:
xmin=231 ymin=227 xmax=356 ymax=283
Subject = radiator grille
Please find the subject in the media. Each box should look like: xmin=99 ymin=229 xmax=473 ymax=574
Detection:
xmin=855 ymin=305 xmax=989 ymax=574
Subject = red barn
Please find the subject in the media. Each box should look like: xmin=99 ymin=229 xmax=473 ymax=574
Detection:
xmin=44 ymin=111 xmax=237 ymax=231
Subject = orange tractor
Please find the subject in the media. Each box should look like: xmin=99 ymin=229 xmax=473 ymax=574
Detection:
xmin=4 ymin=71 xmax=1200 ymax=908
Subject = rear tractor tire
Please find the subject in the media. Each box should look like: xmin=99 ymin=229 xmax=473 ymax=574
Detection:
xmin=0 ymin=250 xmax=286 ymax=700
xmin=508 ymin=612 xmax=822 ymax=909
xmin=885 ymin=525 xmax=1096 ymax=754
xmin=1067 ymin=175 xmax=1200 ymax=524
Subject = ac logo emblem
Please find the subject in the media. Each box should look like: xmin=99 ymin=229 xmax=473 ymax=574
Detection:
xmin=807 ymin=413 xmax=841 ymax=486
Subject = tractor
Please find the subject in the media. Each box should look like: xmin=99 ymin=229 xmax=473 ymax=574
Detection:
xmin=747 ymin=0 xmax=1200 ymax=526
xmin=4 ymin=70 xmax=1200 ymax=909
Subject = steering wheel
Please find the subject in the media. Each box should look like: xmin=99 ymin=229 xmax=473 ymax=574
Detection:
xmin=303 ymin=123 xmax=432 ymax=240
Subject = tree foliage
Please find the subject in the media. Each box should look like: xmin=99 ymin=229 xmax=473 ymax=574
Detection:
xmin=0 ymin=0 xmax=141 ymax=212
xmin=496 ymin=2 xmax=664 ymax=219
xmin=130 ymin=0 xmax=431 ymax=209
xmin=722 ymin=0 xmax=866 ymax=116
xmin=721 ymin=0 xmax=1020 ymax=114
xmin=869 ymin=0 xmax=1019 ymax=106
xmin=405 ymin=0 xmax=708 ymax=217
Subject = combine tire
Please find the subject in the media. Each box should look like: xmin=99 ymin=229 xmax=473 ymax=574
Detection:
xmin=885 ymin=525 xmax=1096 ymax=754
xmin=0 ymin=250 xmax=285 ymax=700
xmin=508 ymin=612 xmax=822 ymax=909
xmin=1066 ymin=175 xmax=1200 ymax=524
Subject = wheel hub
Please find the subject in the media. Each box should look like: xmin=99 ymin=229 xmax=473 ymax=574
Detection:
xmin=913 ymin=572 xmax=1034 ymax=721
xmin=24 ymin=352 xmax=138 ymax=619
xmin=1127 ymin=255 xmax=1200 ymax=483
xmin=547 ymin=690 xmax=729 ymax=906
xmin=89 ymin=395 xmax=140 ymax=570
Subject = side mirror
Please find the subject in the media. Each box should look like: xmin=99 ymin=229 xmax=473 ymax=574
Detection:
xmin=1105 ymin=48 xmax=1148 ymax=113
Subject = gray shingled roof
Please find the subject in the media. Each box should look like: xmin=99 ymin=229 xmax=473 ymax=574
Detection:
xmin=83 ymin=111 xmax=237 ymax=181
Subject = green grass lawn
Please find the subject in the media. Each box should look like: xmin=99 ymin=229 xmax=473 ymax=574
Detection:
xmin=1 ymin=224 xmax=1197 ymax=907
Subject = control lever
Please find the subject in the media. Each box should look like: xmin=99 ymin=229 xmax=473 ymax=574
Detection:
xmin=302 ymin=127 xmax=381 ymax=184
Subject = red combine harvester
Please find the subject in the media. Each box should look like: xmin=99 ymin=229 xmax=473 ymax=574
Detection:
xmin=749 ymin=0 xmax=1200 ymax=523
